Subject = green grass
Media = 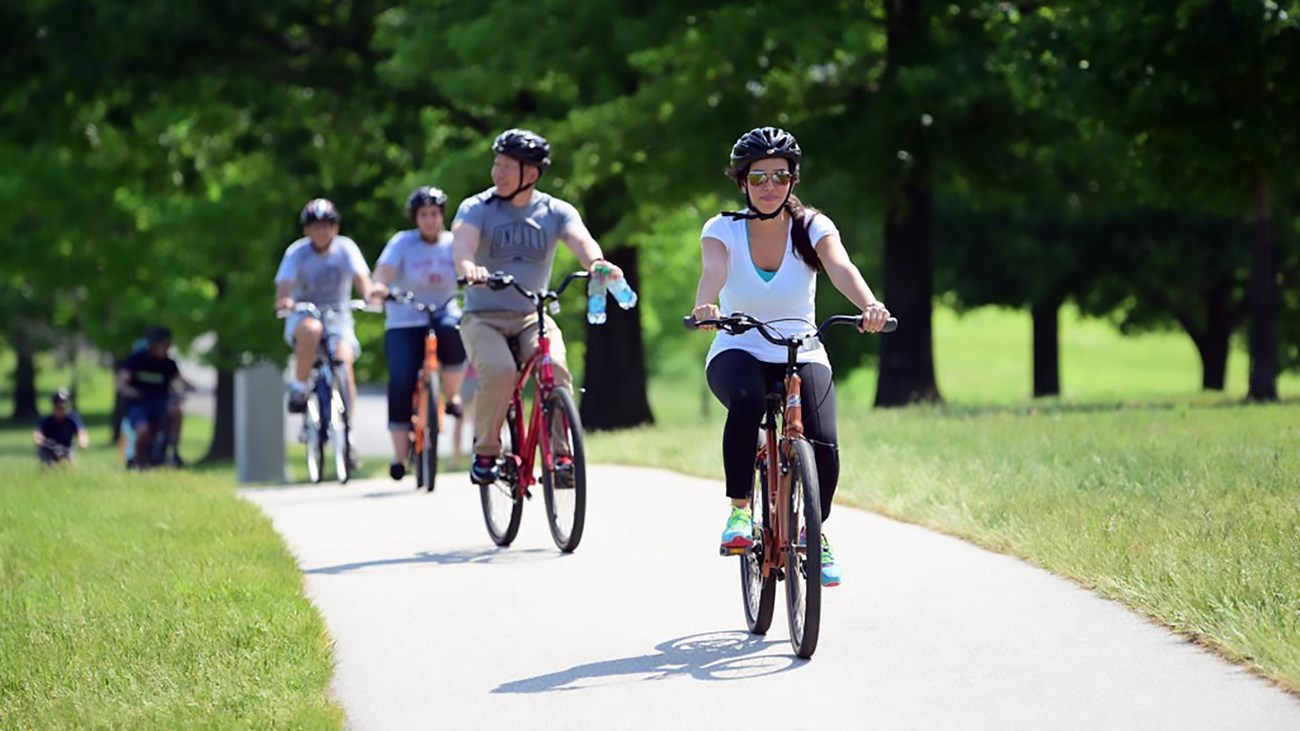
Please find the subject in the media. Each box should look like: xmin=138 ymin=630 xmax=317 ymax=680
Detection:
xmin=0 ymin=420 xmax=342 ymax=729
xmin=592 ymin=306 xmax=1300 ymax=693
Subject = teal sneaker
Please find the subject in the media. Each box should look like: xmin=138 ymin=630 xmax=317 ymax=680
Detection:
xmin=820 ymin=533 xmax=842 ymax=587
xmin=720 ymin=506 xmax=754 ymax=549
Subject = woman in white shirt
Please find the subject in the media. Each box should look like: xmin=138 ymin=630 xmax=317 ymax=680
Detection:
xmin=691 ymin=127 xmax=892 ymax=587
xmin=370 ymin=186 xmax=468 ymax=481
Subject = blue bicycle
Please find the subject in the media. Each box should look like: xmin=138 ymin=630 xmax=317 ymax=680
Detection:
xmin=279 ymin=300 xmax=370 ymax=484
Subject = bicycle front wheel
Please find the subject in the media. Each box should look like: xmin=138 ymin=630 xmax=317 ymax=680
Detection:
xmin=304 ymin=393 xmax=323 ymax=484
xmin=419 ymin=375 xmax=439 ymax=493
xmin=541 ymin=387 xmax=586 ymax=553
xmin=784 ymin=438 xmax=822 ymax=659
xmin=331 ymin=365 xmax=352 ymax=485
xmin=480 ymin=405 xmax=523 ymax=546
xmin=741 ymin=452 xmax=776 ymax=634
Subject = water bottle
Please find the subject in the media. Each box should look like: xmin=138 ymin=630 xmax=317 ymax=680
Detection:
xmin=586 ymin=269 xmax=607 ymax=324
xmin=607 ymin=276 xmax=638 ymax=310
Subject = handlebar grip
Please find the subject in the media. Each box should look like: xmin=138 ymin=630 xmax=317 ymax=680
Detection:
xmin=683 ymin=315 xmax=699 ymax=330
xmin=882 ymin=317 xmax=898 ymax=333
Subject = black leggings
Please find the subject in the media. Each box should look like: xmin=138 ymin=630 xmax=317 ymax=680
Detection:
xmin=706 ymin=349 xmax=840 ymax=521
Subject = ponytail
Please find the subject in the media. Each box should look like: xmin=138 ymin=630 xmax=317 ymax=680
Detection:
xmin=785 ymin=194 xmax=823 ymax=273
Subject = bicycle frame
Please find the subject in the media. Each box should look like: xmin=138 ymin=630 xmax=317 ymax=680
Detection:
xmin=503 ymin=318 xmax=561 ymax=495
xmin=755 ymin=369 xmax=804 ymax=580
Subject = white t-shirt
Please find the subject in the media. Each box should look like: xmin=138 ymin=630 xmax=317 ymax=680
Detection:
xmin=376 ymin=230 xmax=460 ymax=329
xmin=701 ymin=211 xmax=840 ymax=367
xmin=274 ymin=236 xmax=370 ymax=307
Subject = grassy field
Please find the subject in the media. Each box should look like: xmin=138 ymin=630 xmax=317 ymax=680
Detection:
xmin=591 ymin=306 xmax=1300 ymax=692
xmin=0 ymin=385 xmax=341 ymax=728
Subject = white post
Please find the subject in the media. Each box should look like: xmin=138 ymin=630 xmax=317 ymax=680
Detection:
xmin=235 ymin=362 xmax=287 ymax=484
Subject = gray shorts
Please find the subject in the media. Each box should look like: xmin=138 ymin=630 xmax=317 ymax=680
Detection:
xmin=284 ymin=312 xmax=361 ymax=357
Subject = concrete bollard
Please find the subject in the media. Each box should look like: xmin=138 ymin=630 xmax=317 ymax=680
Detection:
xmin=236 ymin=362 xmax=287 ymax=484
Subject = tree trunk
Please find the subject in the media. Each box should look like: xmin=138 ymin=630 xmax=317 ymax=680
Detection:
xmin=203 ymin=366 xmax=235 ymax=463
xmin=580 ymin=246 xmax=654 ymax=430
xmin=10 ymin=333 xmax=39 ymax=421
xmin=875 ymin=0 xmax=942 ymax=408
xmin=1031 ymin=299 xmax=1061 ymax=398
xmin=1246 ymin=173 xmax=1278 ymax=401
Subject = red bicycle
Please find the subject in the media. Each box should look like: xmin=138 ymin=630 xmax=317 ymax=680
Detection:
xmin=686 ymin=311 xmax=896 ymax=659
xmin=462 ymin=271 xmax=591 ymax=553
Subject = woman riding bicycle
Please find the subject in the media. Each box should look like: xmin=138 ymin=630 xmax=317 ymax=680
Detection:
xmin=691 ymin=126 xmax=892 ymax=587
xmin=452 ymin=128 xmax=626 ymax=486
xmin=369 ymin=186 xmax=469 ymax=481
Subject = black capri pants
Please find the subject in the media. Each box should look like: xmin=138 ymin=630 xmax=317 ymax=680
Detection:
xmin=706 ymin=349 xmax=840 ymax=520
xmin=385 ymin=319 xmax=466 ymax=431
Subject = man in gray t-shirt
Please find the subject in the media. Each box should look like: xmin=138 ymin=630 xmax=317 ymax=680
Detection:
xmin=274 ymin=198 xmax=375 ymax=419
xmin=453 ymin=128 xmax=627 ymax=485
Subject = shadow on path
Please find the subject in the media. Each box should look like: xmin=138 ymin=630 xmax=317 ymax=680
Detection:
xmin=306 ymin=546 xmax=558 ymax=574
xmin=494 ymin=630 xmax=801 ymax=694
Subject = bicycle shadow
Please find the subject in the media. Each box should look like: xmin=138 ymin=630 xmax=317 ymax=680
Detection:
xmin=493 ymin=630 xmax=801 ymax=694
xmin=305 ymin=546 xmax=558 ymax=575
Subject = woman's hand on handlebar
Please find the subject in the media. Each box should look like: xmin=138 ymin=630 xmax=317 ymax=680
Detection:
xmin=692 ymin=303 xmax=722 ymax=331
xmin=859 ymin=302 xmax=891 ymax=334
xmin=366 ymin=283 xmax=390 ymax=306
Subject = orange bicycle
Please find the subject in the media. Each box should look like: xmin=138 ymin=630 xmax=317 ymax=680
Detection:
xmin=686 ymin=311 xmax=896 ymax=659
xmin=385 ymin=289 xmax=461 ymax=492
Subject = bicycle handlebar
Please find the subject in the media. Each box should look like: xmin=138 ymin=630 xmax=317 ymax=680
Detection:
xmin=385 ymin=288 xmax=461 ymax=314
xmin=456 ymin=271 xmax=591 ymax=303
xmin=683 ymin=312 xmax=899 ymax=344
xmin=276 ymin=300 xmax=375 ymax=319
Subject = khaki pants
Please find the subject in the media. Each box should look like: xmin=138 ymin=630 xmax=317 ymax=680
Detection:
xmin=461 ymin=310 xmax=573 ymax=456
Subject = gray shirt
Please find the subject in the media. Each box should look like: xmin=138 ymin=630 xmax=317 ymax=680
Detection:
xmin=376 ymin=229 xmax=461 ymax=329
xmin=275 ymin=236 xmax=371 ymax=323
xmin=454 ymin=188 xmax=580 ymax=313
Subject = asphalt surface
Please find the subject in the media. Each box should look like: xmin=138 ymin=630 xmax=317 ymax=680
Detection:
xmin=243 ymin=466 xmax=1300 ymax=731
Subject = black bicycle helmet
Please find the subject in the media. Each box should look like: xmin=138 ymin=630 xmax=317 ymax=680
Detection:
xmin=144 ymin=326 xmax=172 ymax=346
xmin=299 ymin=198 xmax=341 ymax=225
xmin=52 ymin=389 xmax=70 ymax=405
xmin=405 ymin=186 xmax=448 ymax=219
xmin=727 ymin=126 xmax=802 ymax=180
xmin=492 ymin=129 xmax=552 ymax=172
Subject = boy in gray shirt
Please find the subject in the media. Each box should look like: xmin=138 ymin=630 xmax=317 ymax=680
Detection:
xmin=274 ymin=198 xmax=375 ymax=419
xmin=453 ymin=128 xmax=627 ymax=485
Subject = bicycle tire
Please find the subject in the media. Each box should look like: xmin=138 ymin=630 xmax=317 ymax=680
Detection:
xmin=784 ymin=438 xmax=822 ymax=659
xmin=331 ymin=365 xmax=351 ymax=485
xmin=740 ymin=450 xmax=777 ymax=634
xmin=305 ymin=389 xmax=323 ymax=484
xmin=540 ymin=387 xmax=586 ymax=552
xmin=480 ymin=404 xmax=523 ymax=546
xmin=420 ymin=375 xmax=439 ymax=493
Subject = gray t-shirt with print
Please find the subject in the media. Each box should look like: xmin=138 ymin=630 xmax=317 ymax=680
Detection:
xmin=376 ymin=229 xmax=461 ymax=329
xmin=275 ymin=235 xmax=370 ymax=324
xmin=453 ymin=188 xmax=580 ymax=313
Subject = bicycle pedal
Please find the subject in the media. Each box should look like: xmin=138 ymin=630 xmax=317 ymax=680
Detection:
xmin=720 ymin=545 xmax=751 ymax=556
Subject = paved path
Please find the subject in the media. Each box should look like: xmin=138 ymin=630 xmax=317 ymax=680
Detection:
xmin=243 ymin=466 xmax=1300 ymax=731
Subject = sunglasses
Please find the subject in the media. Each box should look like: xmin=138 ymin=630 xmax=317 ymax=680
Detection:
xmin=745 ymin=169 xmax=794 ymax=186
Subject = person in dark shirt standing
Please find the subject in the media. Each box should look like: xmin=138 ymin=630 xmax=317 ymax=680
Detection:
xmin=116 ymin=326 xmax=191 ymax=467
xmin=33 ymin=389 xmax=90 ymax=464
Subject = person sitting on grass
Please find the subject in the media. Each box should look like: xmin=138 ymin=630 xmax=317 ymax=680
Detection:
xmin=33 ymin=389 xmax=89 ymax=465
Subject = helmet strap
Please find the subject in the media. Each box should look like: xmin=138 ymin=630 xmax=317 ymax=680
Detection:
xmin=490 ymin=160 xmax=537 ymax=203
xmin=726 ymin=185 xmax=792 ymax=221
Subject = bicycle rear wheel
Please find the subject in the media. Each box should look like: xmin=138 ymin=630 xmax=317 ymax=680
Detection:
xmin=784 ymin=438 xmax=822 ymax=659
xmin=480 ymin=404 xmax=523 ymax=546
xmin=740 ymin=450 xmax=776 ymax=634
xmin=419 ymin=375 xmax=439 ymax=493
xmin=541 ymin=387 xmax=586 ymax=552
xmin=331 ymin=365 xmax=351 ymax=485
xmin=304 ymin=390 xmax=323 ymax=484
